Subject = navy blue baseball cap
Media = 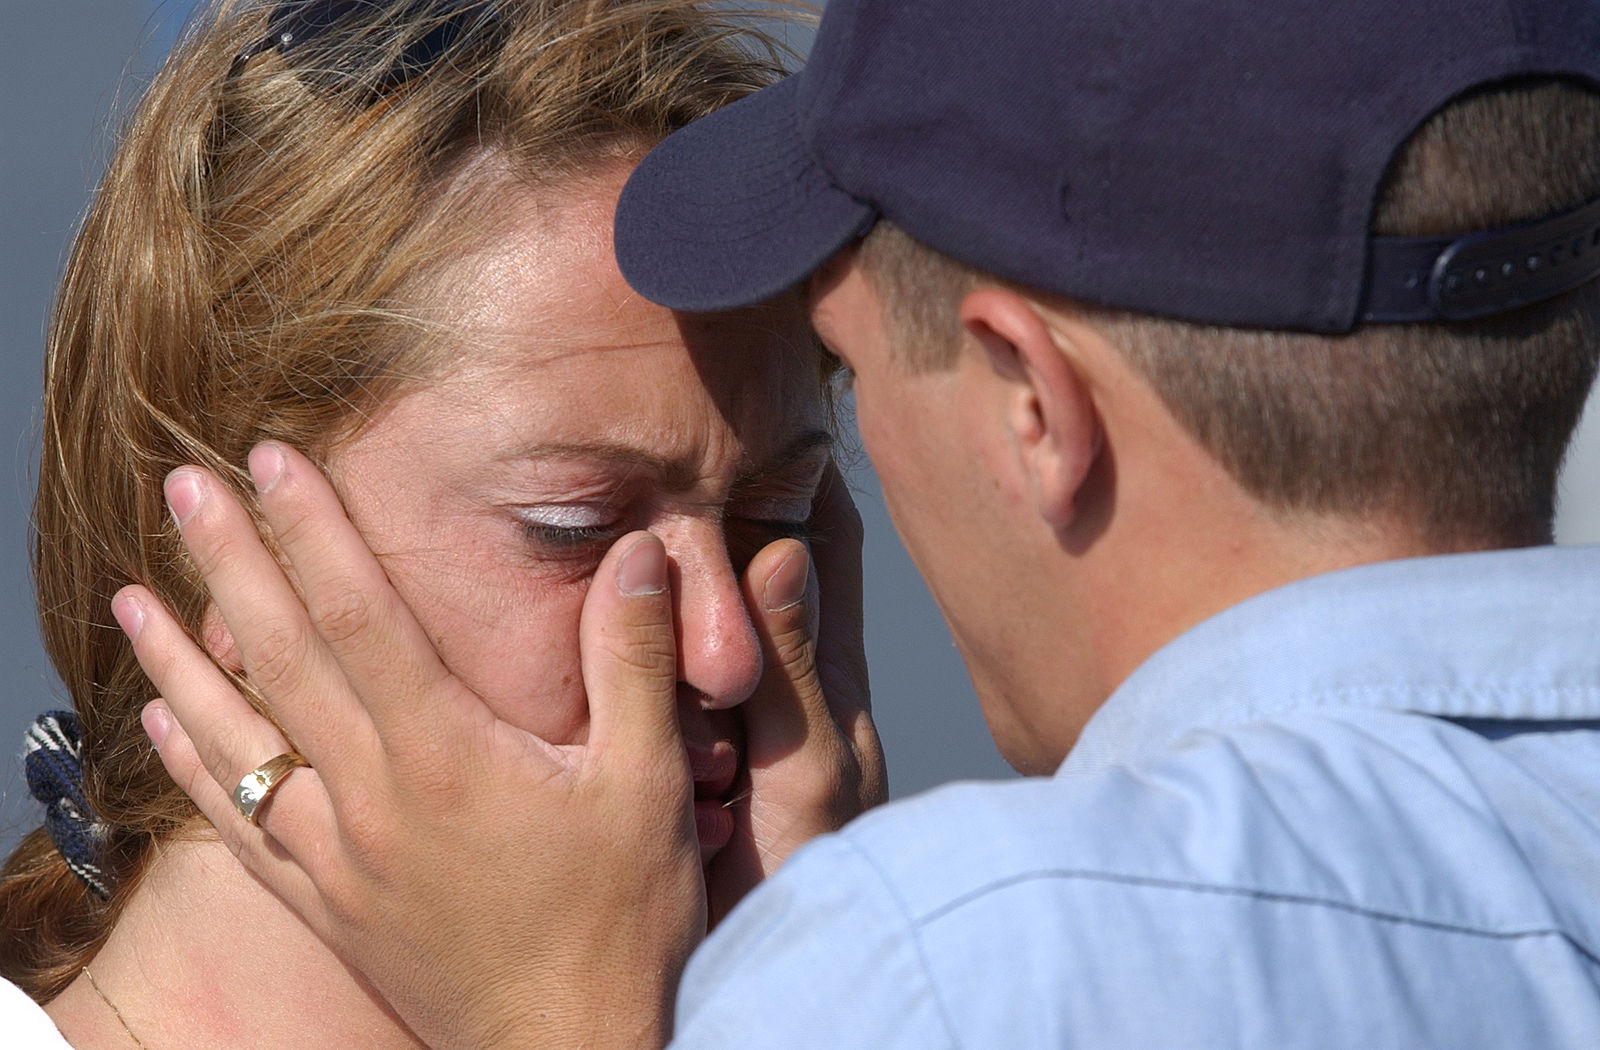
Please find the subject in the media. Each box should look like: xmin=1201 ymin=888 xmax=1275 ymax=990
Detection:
xmin=615 ymin=0 xmax=1600 ymax=331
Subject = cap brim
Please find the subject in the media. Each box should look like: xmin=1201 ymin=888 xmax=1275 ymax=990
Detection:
xmin=615 ymin=75 xmax=875 ymax=312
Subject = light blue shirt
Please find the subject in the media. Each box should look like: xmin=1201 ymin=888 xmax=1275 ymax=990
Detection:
xmin=672 ymin=546 xmax=1600 ymax=1048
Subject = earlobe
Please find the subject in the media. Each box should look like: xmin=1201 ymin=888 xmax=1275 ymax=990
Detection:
xmin=960 ymin=288 xmax=1100 ymax=530
xmin=200 ymin=603 xmax=244 ymax=673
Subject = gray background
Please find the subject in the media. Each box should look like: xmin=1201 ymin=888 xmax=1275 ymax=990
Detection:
xmin=3 ymin=0 xmax=1598 ymax=852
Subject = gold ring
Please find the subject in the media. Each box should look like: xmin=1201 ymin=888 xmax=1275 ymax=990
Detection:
xmin=232 ymin=751 xmax=310 ymax=826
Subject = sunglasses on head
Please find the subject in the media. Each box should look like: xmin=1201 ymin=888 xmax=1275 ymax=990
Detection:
xmin=229 ymin=0 xmax=502 ymax=96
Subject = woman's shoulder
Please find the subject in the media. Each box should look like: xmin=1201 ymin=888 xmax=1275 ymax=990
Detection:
xmin=0 ymin=977 xmax=73 ymax=1048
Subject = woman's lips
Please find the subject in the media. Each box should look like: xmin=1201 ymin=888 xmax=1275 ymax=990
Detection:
xmin=688 ymin=741 xmax=739 ymax=862
xmin=694 ymin=797 xmax=734 ymax=861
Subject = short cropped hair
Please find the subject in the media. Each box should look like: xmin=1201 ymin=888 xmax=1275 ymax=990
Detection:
xmin=860 ymin=80 xmax=1600 ymax=547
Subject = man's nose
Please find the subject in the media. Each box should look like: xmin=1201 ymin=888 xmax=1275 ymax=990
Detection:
xmin=670 ymin=530 xmax=763 ymax=709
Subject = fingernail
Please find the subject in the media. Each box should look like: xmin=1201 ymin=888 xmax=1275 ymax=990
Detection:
xmin=762 ymin=546 xmax=810 ymax=612
xmin=616 ymin=535 xmax=667 ymax=596
xmin=248 ymin=443 xmax=285 ymax=494
xmin=111 ymin=592 xmax=145 ymax=642
xmin=141 ymin=703 xmax=171 ymax=751
xmin=165 ymin=470 xmax=206 ymax=527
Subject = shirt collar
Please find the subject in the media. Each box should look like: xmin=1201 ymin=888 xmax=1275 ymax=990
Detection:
xmin=1061 ymin=544 xmax=1600 ymax=776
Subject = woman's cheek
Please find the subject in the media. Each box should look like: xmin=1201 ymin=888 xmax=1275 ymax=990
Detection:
xmin=383 ymin=543 xmax=595 ymax=745
xmin=458 ymin=587 xmax=593 ymax=746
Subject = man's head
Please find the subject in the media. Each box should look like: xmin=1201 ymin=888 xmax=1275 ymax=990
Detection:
xmin=855 ymin=81 xmax=1600 ymax=550
xmin=612 ymin=0 xmax=1600 ymax=766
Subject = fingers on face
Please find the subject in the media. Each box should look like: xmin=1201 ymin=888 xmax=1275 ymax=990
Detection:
xmin=119 ymin=583 xmax=301 ymax=801
xmin=161 ymin=464 xmax=360 ymax=769
xmin=242 ymin=445 xmax=466 ymax=746
xmin=749 ymin=538 xmax=821 ymax=675
xmin=743 ymin=531 xmax=888 ymax=809
xmin=740 ymin=539 xmax=834 ymax=749
xmin=803 ymin=464 xmax=873 ymax=715
xmin=580 ymin=532 xmax=684 ymax=762
xmin=164 ymin=447 xmax=464 ymax=775
xmin=808 ymin=462 xmax=865 ymax=618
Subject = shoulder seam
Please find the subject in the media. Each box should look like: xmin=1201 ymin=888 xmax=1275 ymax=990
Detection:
xmin=916 ymin=866 xmax=1600 ymax=965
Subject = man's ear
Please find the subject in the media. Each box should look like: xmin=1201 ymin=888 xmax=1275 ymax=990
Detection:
xmin=959 ymin=287 xmax=1099 ymax=529
xmin=200 ymin=602 xmax=244 ymax=673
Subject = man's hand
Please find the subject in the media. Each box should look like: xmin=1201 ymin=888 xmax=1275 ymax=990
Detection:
xmin=124 ymin=444 xmax=701 ymax=1050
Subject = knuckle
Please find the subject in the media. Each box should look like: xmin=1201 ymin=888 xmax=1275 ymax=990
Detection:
xmin=214 ymin=818 xmax=252 ymax=865
xmin=815 ymin=741 xmax=879 ymax=826
xmin=180 ymin=510 xmax=247 ymax=577
xmin=130 ymin=633 xmax=181 ymax=693
xmin=193 ymin=721 xmax=256 ymax=787
xmin=335 ymin=781 xmax=394 ymax=855
xmin=390 ymin=747 xmax=468 ymax=808
xmin=837 ymin=713 xmax=886 ymax=808
xmin=262 ymin=497 xmax=323 ymax=552
xmin=176 ymin=754 xmax=220 ymax=813
xmin=583 ymin=725 xmax=684 ymax=794
xmin=609 ymin=629 xmax=677 ymax=681
xmin=780 ymin=758 xmax=857 ymax=831
xmin=313 ymin=860 xmax=375 ymax=933
xmin=310 ymin=581 xmax=380 ymax=648
xmin=771 ymin=621 xmax=818 ymax=674
xmin=245 ymin=618 xmax=312 ymax=695
xmin=818 ymin=651 xmax=872 ymax=706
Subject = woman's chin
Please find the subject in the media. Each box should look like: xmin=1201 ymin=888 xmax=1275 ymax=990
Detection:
xmin=695 ymin=797 xmax=735 ymax=865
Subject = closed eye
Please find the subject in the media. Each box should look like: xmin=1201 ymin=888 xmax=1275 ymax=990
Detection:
xmin=520 ymin=520 xmax=623 ymax=549
xmin=741 ymin=517 xmax=810 ymax=541
xmin=513 ymin=505 xmax=625 ymax=553
xmin=725 ymin=515 xmax=812 ymax=575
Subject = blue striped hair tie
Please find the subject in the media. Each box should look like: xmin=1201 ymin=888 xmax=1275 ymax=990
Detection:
xmin=23 ymin=710 xmax=110 ymax=899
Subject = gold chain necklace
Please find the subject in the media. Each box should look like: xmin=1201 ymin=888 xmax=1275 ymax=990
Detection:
xmin=81 ymin=966 xmax=151 ymax=1050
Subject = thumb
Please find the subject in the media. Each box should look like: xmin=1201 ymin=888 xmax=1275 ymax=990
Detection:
xmin=742 ymin=539 xmax=831 ymax=750
xmin=580 ymin=532 xmax=682 ymax=761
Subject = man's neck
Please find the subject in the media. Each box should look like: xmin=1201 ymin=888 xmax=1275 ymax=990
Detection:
xmin=993 ymin=328 xmax=1504 ymax=770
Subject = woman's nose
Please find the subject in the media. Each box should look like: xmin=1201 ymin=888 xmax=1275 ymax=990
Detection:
xmin=670 ymin=535 xmax=763 ymax=710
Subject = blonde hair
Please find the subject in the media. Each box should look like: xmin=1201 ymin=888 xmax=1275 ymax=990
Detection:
xmin=1 ymin=0 xmax=792 ymax=1001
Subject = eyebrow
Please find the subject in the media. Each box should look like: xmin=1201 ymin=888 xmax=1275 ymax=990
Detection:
xmin=505 ymin=428 xmax=835 ymax=491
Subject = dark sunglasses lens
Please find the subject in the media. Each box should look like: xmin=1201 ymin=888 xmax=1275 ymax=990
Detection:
xmin=266 ymin=0 xmax=369 ymax=51
xmin=253 ymin=0 xmax=498 ymax=94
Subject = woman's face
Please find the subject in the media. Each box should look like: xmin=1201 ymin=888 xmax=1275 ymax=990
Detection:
xmin=326 ymin=166 xmax=831 ymax=866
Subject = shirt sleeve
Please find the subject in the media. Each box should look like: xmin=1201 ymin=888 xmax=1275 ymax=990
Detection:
xmin=670 ymin=834 xmax=958 ymax=1050
xmin=0 ymin=979 xmax=74 ymax=1049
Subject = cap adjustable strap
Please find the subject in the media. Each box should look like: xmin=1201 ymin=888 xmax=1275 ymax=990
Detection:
xmin=1361 ymin=193 xmax=1600 ymax=323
